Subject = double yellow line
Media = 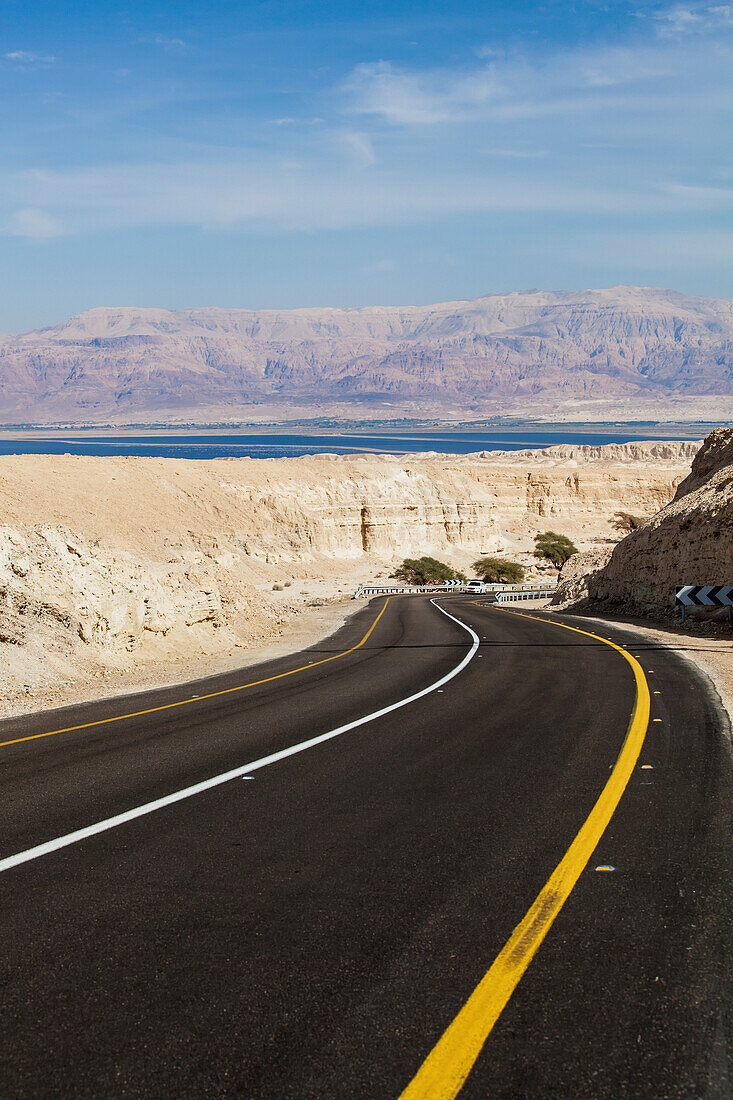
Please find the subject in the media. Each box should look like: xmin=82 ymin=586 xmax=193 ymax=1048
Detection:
xmin=0 ymin=597 xmax=391 ymax=752
xmin=399 ymin=608 xmax=651 ymax=1099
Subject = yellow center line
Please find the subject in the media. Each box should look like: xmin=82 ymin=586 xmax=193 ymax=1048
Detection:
xmin=0 ymin=597 xmax=391 ymax=752
xmin=399 ymin=606 xmax=650 ymax=1100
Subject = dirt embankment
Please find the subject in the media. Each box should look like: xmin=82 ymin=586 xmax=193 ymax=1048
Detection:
xmin=0 ymin=440 xmax=698 ymax=718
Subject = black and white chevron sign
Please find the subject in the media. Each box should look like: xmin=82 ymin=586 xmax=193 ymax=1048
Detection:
xmin=676 ymin=585 xmax=733 ymax=607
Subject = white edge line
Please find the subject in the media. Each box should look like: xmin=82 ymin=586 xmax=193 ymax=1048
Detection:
xmin=0 ymin=599 xmax=478 ymax=875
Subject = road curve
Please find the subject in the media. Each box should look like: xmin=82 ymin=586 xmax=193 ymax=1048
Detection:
xmin=0 ymin=596 xmax=730 ymax=1098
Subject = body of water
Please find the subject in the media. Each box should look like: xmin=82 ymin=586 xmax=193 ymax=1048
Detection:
xmin=0 ymin=428 xmax=705 ymax=460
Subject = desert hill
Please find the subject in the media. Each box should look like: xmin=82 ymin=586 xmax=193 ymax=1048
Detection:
xmin=0 ymin=286 xmax=731 ymax=422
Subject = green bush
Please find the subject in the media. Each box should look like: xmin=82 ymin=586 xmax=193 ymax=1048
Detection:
xmin=533 ymin=531 xmax=579 ymax=568
xmin=472 ymin=556 xmax=525 ymax=583
xmin=390 ymin=556 xmax=466 ymax=585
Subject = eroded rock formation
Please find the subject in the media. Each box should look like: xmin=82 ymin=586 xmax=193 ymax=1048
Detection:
xmin=552 ymin=427 xmax=733 ymax=612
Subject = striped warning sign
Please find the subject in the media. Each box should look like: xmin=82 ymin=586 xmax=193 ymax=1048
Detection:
xmin=676 ymin=585 xmax=733 ymax=620
xmin=676 ymin=585 xmax=733 ymax=607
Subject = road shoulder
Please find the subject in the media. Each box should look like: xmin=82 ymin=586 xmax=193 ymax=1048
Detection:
xmin=552 ymin=609 xmax=733 ymax=736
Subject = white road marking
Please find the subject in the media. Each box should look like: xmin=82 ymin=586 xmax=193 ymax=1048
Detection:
xmin=0 ymin=600 xmax=479 ymax=875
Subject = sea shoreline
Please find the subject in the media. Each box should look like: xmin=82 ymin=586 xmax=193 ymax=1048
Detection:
xmin=0 ymin=421 xmax=712 ymax=461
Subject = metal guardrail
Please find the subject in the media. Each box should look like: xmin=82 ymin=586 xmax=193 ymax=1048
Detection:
xmin=353 ymin=584 xmax=447 ymax=597
xmin=487 ymin=583 xmax=555 ymax=592
xmin=354 ymin=581 xmax=557 ymax=599
xmin=494 ymin=588 xmax=556 ymax=603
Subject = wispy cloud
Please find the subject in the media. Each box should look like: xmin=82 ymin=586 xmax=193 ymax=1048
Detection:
xmin=655 ymin=2 xmax=733 ymax=36
xmin=662 ymin=182 xmax=733 ymax=204
xmin=337 ymin=130 xmax=376 ymax=167
xmin=342 ymin=60 xmax=502 ymax=125
xmin=485 ymin=147 xmax=547 ymax=159
xmin=267 ymin=116 xmax=325 ymax=126
xmin=341 ymin=26 xmax=731 ymax=128
xmin=1 ymin=4 xmax=730 ymax=250
xmin=0 ymin=158 xmax=726 ymax=240
xmin=5 ymin=207 xmax=64 ymax=238
xmin=3 ymin=50 xmax=55 ymax=67
xmin=141 ymin=34 xmax=187 ymax=51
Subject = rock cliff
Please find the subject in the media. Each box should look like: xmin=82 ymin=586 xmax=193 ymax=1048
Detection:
xmin=548 ymin=547 xmax=614 ymax=609
xmin=552 ymin=427 xmax=732 ymax=613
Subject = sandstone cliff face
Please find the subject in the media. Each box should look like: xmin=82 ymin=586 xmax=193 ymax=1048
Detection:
xmin=0 ymin=441 xmax=694 ymax=573
xmin=1 ymin=286 xmax=731 ymax=420
xmin=0 ymin=525 xmax=227 ymax=649
xmin=553 ymin=427 xmax=733 ymax=611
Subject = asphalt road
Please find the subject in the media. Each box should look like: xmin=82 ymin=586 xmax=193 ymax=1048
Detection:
xmin=0 ymin=596 xmax=730 ymax=1098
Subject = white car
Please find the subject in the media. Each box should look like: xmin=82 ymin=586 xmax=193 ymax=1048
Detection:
xmin=464 ymin=579 xmax=488 ymax=594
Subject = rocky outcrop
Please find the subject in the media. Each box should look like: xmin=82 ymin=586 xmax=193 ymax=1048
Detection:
xmin=0 ymin=524 xmax=228 ymax=649
xmin=673 ymin=426 xmax=733 ymax=498
xmin=550 ymin=547 xmax=614 ymax=609
xmin=552 ymin=427 xmax=733 ymax=614
xmin=0 ymin=286 xmax=731 ymax=421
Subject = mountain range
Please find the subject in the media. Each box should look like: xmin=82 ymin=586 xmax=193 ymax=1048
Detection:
xmin=0 ymin=286 xmax=731 ymax=423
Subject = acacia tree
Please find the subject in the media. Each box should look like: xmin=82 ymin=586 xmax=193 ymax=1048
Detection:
xmin=612 ymin=511 xmax=648 ymax=534
xmin=472 ymin=556 xmax=525 ymax=583
xmin=391 ymin=556 xmax=466 ymax=585
xmin=533 ymin=531 xmax=578 ymax=568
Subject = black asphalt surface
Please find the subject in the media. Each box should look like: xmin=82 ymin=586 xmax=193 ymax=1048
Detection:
xmin=0 ymin=596 xmax=730 ymax=1098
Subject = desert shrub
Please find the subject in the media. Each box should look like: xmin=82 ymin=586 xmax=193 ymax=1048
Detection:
xmin=391 ymin=556 xmax=465 ymax=585
xmin=533 ymin=531 xmax=579 ymax=568
xmin=612 ymin=511 xmax=647 ymax=534
xmin=473 ymin=556 xmax=525 ymax=583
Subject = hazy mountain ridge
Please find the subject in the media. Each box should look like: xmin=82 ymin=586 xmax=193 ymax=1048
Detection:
xmin=0 ymin=286 xmax=731 ymax=420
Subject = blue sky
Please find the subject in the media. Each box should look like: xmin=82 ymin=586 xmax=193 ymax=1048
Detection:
xmin=0 ymin=0 xmax=731 ymax=330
